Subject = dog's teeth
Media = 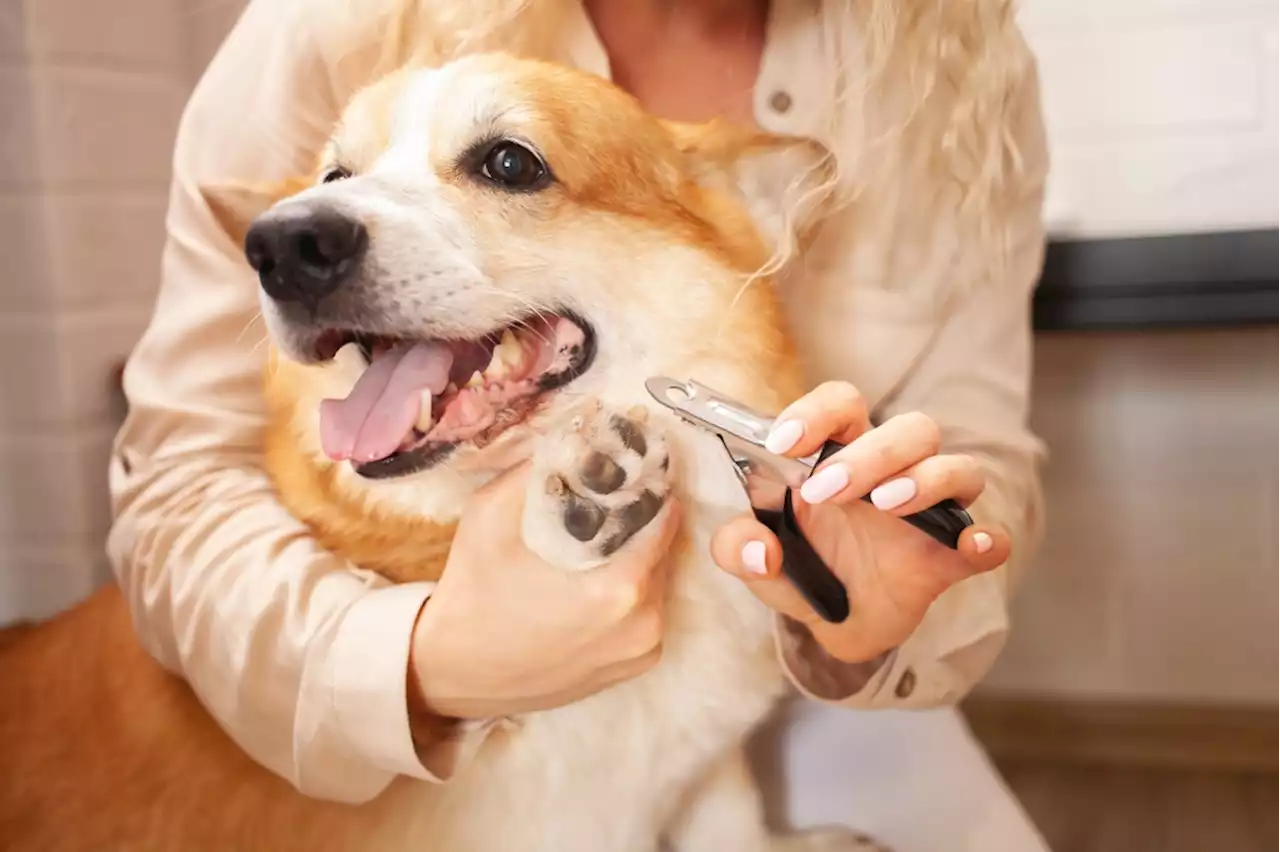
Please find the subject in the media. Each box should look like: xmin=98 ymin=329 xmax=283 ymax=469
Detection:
xmin=498 ymin=329 xmax=523 ymax=367
xmin=334 ymin=342 xmax=365 ymax=372
xmin=483 ymin=330 xmax=523 ymax=382
xmin=414 ymin=391 xmax=434 ymax=433
xmin=483 ymin=345 xmax=507 ymax=382
xmin=465 ymin=370 xmax=484 ymax=389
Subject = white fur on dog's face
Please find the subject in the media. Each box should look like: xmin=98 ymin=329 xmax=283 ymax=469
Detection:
xmin=263 ymin=57 xmax=723 ymax=360
xmin=254 ymin=53 xmax=826 ymax=514
xmin=260 ymin=65 xmax=529 ymax=356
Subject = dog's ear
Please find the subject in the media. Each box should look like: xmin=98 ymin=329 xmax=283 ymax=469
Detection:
xmin=200 ymin=176 xmax=311 ymax=248
xmin=668 ymin=120 xmax=837 ymax=257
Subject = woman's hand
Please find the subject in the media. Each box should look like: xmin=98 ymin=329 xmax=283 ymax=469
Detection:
xmin=710 ymin=381 xmax=1009 ymax=664
xmin=409 ymin=462 xmax=681 ymax=721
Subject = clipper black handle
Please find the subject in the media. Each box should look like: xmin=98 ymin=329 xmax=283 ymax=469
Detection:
xmin=752 ymin=440 xmax=975 ymax=624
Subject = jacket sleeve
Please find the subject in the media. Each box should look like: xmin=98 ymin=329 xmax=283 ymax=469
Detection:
xmin=776 ymin=51 xmax=1050 ymax=709
xmin=106 ymin=0 xmax=489 ymax=803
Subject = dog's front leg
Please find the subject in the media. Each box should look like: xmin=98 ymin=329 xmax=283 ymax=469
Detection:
xmin=661 ymin=742 xmax=889 ymax=852
xmin=522 ymin=398 xmax=673 ymax=571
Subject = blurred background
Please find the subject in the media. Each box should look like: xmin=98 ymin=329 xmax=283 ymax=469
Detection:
xmin=0 ymin=0 xmax=1276 ymax=849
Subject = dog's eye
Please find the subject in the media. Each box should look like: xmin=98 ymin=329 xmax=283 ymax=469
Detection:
xmin=478 ymin=141 xmax=548 ymax=190
xmin=321 ymin=166 xmax=352 ymax=184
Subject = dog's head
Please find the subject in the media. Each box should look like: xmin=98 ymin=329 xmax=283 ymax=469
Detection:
xmin=210 ymin=53 xmax=832 ymax=503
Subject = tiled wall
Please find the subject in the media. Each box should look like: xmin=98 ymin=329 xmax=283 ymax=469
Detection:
xmin=0 ymin=0 xmax=201 ymax=621
xmin=1020 ymin=0 xmax=1279 ymax=237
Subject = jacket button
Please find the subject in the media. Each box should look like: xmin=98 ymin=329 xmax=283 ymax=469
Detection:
xmin=768 ymin=90 xmax=793 ymax=114
xmin=894 ymin=667 xmax=916 ymax=699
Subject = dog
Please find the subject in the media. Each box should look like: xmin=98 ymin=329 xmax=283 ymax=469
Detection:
xmin=0 ymin=53 xmax=878 ymax=852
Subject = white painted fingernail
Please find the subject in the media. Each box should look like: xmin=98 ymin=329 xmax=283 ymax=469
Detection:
xmin=741 ymin=540 xmax=769 ymax=575
xmin=973 ymin=532 xmax=993 ymax=554
xmin=870 ymin=477 xmax=917 ymax=511
xmin=765 ymin=419 xmax=804 ymax=454
xmin=800 ymin=464 xmax=850 ymax=504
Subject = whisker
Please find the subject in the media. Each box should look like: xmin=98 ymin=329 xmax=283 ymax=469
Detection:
xmin=248 ymin=331 xmax=272 ymax=359
xmin=455 ymin=287 xmax=558 ymax=348
xmin=511 ymin=317 xmax=554 ymax=348
xmin=236 ymin=311 xmax=264 ymax=346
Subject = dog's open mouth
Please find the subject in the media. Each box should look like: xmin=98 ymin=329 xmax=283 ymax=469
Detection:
xmin=313 ymin=313 xmax=595 ymax=479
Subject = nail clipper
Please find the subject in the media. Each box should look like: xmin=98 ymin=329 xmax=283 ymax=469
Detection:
xmin=646 ymin=376 xmax=973 ymax=624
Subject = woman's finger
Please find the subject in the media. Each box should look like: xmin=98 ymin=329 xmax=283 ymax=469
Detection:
xmin=709 ymin=516 xmax=819 ymax=622
xmin=709 ymin=515 xmax=784 ymax=581
xmin=798 ymin=411 xmax=941 ymax=505
xmin=889 ymin=523 xmax=1010 ymax=595
xmin=956 ymin=525 xmax=1011 ymax=577
xmin=867 ymin=454 xmax=986 ymax=515
xmin=764 ymin=381 xmax=871 ymax=458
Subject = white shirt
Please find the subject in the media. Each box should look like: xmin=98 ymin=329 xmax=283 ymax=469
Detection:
xmin=108 ymin=0 xmax=1049 ymax=804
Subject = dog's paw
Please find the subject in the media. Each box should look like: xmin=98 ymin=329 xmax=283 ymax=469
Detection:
xmin=771 ymin=827 xmax=894 ymax=852
xmin=523 ymin=398 xmax=671 ymax=571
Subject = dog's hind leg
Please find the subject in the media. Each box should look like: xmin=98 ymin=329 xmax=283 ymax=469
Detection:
xmin=662 ymin=747 xmax=890 ymax=852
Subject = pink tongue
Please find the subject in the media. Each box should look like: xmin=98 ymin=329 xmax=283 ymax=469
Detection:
xmin=319 ymin=342 xmax=454 ymax=463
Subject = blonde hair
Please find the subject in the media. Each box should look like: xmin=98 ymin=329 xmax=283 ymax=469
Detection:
xmin=312 ymin=0 xmax=1034 ymax=286
xmin=843 ymin=0 xmax=1032 ymax=278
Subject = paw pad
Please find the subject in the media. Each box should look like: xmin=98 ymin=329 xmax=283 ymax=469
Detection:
xmin=524 ymin=400 xmax=672 ymax=571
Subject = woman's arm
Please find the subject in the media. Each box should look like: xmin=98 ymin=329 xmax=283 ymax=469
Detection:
xmin=710 ymin=48 xmax=1050 ymax=709
xmin=107 ymin=0 xmax=457 ymax=802
xmin=110 ymin=0 xmax=683 ymax=799
xmin=777 ymin=52 xmax=1050 ymax=709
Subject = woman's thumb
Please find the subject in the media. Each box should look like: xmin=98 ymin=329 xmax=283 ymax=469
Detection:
xmin=710 ymin=516 xmax=784 ymax=581
xmin=710 ymin=515 xmax=830 ymax=623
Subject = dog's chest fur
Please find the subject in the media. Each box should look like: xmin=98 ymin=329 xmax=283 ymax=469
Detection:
xmin=366 ymin=426 xmax=787 ymax=852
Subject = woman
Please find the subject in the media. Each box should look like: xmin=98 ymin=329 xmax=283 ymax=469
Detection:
xmin=108 ymin=0 xmax=1047 ymax=834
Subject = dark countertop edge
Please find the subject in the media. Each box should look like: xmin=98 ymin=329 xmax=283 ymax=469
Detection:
xmin=1032 ymin=229 xmax=1278 ymax=332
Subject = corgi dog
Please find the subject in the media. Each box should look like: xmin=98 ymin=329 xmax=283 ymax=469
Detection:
xmin=0 ymin=54 xmax=874 ymax=852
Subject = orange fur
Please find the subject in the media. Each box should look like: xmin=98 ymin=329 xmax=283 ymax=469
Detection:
xmin=0 ymin=55 xmax=826 ymax=851
xmin=264 ymin=352 xmax=458 ymax=583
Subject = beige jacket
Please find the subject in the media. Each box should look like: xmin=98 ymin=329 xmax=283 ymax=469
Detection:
xmin=108 ymin=0 xmax=1049 ymax=805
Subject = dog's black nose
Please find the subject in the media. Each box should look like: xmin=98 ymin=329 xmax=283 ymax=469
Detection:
xmin=245 ymin=202 xmax=367 ymax=307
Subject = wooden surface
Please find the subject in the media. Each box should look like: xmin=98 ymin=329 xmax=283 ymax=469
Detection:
xmin=997 ymin=759 xmax=1278 ymax=852
xmin=962 ymin=695 xmax=1278 ymax=773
